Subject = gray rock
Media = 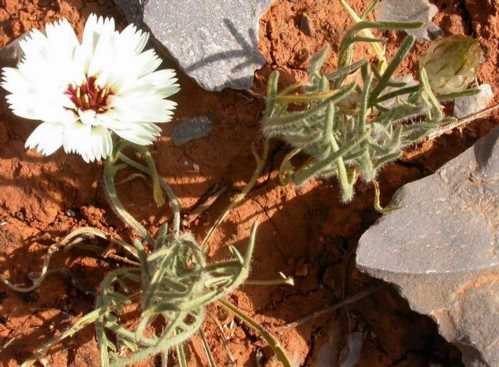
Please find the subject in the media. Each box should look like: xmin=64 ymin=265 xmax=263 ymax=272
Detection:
xmin=171 ymin=116 xmax=213 ymax=146
xmin=114 ymin=0 xmax=271 ymax=92
xmin=311 ymin=318 xmax=342 ymax=367
xmin=0 ymin=35 xmax=25 ymax=67
xmin=357 ymin=127 xmax=499 ymax=367
xmin=454 ymin=84 xmax=494 ymax=119
xmin=376 ymin=0 xmax=442 ymax=41
xmin=113 ymin=0 xmax=145 ymax=24
xmin=338 ymin=332 xmax=364 ymax=367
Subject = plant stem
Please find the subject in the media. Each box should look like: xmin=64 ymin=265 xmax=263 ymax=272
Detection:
xmin=142 ymin=149 xmax=166 ymax=207
xmin=218 ymin=299 xmax=292 ymax=367
xmin=200 ymin=329 xmax=218 ymax=367
xmin=175 ymin=343 xmax=188 ymax=367
xmin=245 ymin=275 xmax=295 ymax=287
xmin=280 ymin=285 xmax=383 ymax=330
xmin=141 ymin=150 xmax=181 ymax=237
xmin=22 ymin=308 xmax=104 ymax=367
xmin=339 ymin=0 xmax=387 ymax=71
xmin=1 ymin=227 xmax=108 ymax=292
xmin=117 ymin=151 xmax=181 ymax=238
xmin=427 ymin=103 xmax=499 ymax=140
xmin=208 ymin=313 xmax=237 ymax=364
xmin=103 ymin=159 xmax=151 ymax=241
xmin=373 ymin=180 xmax=397 ymax=214
xmin=327 ymin=103 xmax=357 ymax=202
xmin=369 ymin=36 xmax=415 ymax=103
xmin=201 ymin=140 xmax=269 ymax=247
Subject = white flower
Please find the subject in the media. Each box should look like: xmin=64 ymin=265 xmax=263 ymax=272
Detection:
xmin=1 ymin=15 xmax=179 ymax=162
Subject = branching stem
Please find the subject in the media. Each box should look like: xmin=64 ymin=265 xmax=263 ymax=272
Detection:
xmin=281 ymin=285 xmax=383 ymax=330
xmin=427 ymin=103 xmax=499 ymax=140
xmin=1 ymin=227 xmax=108 ymax=293
xmin=118 ymin=150 xmax=181 ymax=238
xmin=218 ymin=299 xmax=292 ymax=367
xmin=201 ymin=140 xmax=269 ymax=247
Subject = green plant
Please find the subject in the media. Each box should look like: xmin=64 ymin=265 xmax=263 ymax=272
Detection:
xmin=262 ymin=2 xmax=482 ymax=207
xmin=1 ymin=11 xmax=297 ymax=365
xmin=1 ymin=143 xmax=293 ymax=367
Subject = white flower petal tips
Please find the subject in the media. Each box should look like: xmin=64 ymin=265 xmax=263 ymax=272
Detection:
xmin=1 ymin=14 xmax=179 ymax=163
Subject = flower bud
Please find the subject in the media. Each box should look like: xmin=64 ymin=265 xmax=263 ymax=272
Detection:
xmin=420 ymin=35 xmax=482 ymax=95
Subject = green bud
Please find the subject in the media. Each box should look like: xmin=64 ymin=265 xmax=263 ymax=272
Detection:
xmin=420 ymin=35 xmax=482 ymax=95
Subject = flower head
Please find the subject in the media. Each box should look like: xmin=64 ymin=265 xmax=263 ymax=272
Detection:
xmin=1 ymin=15 xmax=179 ymax=162
xmin=420 ymin=35 xmax=482 ymax=95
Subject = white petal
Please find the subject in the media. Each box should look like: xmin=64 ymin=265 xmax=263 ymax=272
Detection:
xmin=129 ymin=49 xmax=162 ymax=78
xmin=1 ymin=67 xmax=28 ymax=93
xmin=2 ymin=21 xmax=79 ymax=124
xmin=82 ymin=13 xmax=98 ymax=43
xmin=44 ymin=19 xmax=79 ymax=59
xmin=87 ymin=28 xmax=116 ymax=79
xmin=79 ymin=109 xmax=97 ymax=126
xmin=63 ymin=123 xmax=86 ymax=154
xmin=18 ymin=29 xmax=49 ymax=61
xmin=82 ymin=14 xmax=116 ymax=52
xmin=110 ymin=95 xmax=177 ymax=123
xmin=118 ymin=24 xmax=150 ymax=54
xmin=25 ymin=122 xmax=64 ymax=156
xmin=106 ymin=119 xmax=161 ymax=145
xmin=86 ymin=126 xmax=113 ymax=162
xmin=5 ymin=92 xmax=74 ymax=122
xmin=119 ymin=69 xmax=180 ymax=98
xmin=78 ymin=14 xmax=117 ymax=78
xmin=17 ymin=20 xmax=77 ymax=87
xmin=63 ymin=123 xmax=113 ymax=162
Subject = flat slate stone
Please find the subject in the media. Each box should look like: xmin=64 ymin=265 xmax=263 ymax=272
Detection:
xmin=0 ymin=34 xmax=25 ymax=67
xmin=359 ymin=128 xmax=499 ymax=274
xmin=112 ymin=0 xmax=144 ymax=24
xmin=171 ymin=116 xmax=213 ymax=146
xmin=376 ymin=0 xmax=441 ymax=41
xmin=114 ymin=0 xmax=271 ymax=92
xmin=454 ymin=84 xmax=494 ymax=119
xmin=357 ymin=127 xmax=499 ymax=367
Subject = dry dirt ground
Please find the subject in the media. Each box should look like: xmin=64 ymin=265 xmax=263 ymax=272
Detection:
xmin=0 ymin=0 xmax=497 ymax=366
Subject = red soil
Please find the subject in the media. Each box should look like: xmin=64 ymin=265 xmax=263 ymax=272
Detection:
xmin=0 ymin=0 xmax=497 ymax=366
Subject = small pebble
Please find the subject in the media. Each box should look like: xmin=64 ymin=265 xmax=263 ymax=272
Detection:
xmin=299 ymin=13 xmax=314 ymax=36
xmin=171 ymin=116 xmax=213 ymax=146
xmin=295 ymin=259 xmax=309 ymax=277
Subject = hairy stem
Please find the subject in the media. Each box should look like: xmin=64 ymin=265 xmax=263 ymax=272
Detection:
xmin=339 ymin=0 xmax=388 ymax=71
xmin=118 ymin=150 xmax=181 ymax=238
xmin=22 ymin=308 xmax=104 ymax=367
xmin=201 ymin=140 xmax=269 ymax=247
xmin=427 ymin=103 xmax=499 ymax=140
xmin=1 ymin=227 xmax=108 ymax=292
xmin=103 ymin=159 xmax=151 ymax=241
xmin=218 ymin=299 xmax=292 ymax=367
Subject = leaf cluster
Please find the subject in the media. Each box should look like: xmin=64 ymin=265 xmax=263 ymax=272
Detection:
xmin=262 ymin=20 xmax=479 ymax=203
xmin=94 ymin=225 xmax=256 ymax=366
xmin=18 ymin=144 xmax=292 ymax=367
xmin=95 ymin=145 xmax=258 ymax=366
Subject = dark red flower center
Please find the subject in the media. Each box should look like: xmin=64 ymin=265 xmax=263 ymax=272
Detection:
xmin=66 ymin=77 xmax=113 ymax=113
